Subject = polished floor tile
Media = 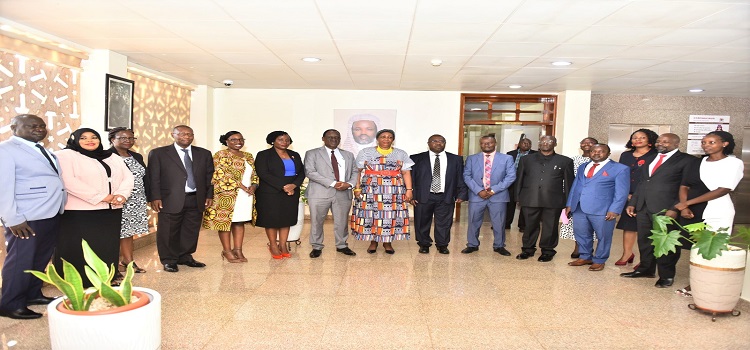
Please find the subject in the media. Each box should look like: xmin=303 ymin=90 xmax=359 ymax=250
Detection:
xmin=1 ymin=217 xmax=749 ymax=349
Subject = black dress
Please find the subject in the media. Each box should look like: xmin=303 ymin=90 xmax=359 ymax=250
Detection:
xmin=254 ymin=148 xmax=305 ymax=228
xmin=616 ymin=148 xmax=657 ymax=231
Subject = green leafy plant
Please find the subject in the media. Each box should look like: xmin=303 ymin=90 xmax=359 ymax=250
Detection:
xmin=25 ymin=239 xmax=135 ymax=311
xmin=650 ymin=212 xmax=750 ymax=260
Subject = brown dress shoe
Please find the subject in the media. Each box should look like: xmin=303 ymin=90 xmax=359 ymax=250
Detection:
xmin=589 ymin=263 xmax=605 ymax=271
xmin=567 ymin=259 xmax=593 ymax=266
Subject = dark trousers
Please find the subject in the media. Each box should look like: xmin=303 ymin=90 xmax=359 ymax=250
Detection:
xmin=1 ymin=215 xmax=60 ymax=310
xmin=636 ymin=208 xmax=681 ymax=278
xmin=414 ymin=193 xmax=454 ymax=248
xmin=521 ymin=207 xmax=561 ymax=256
xmin=505 ymin=201 xmax=526 ymax=229
xmin=157 ymin=194 xmax=202 ymax=264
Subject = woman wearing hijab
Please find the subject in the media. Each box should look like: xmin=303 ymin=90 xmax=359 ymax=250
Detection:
xmin=54 ymin=128 xmax=134 ymax=287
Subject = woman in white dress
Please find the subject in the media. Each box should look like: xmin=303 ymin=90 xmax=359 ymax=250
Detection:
xmin=560 ymin=137 xmax=597 ymax=258
xmin=202 ymin=131 xmax=258 ymax=263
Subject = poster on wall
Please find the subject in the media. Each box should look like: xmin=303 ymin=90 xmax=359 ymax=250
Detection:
xmin=334 ymin=109 xmax=397 ymax=158
xmin=105 ymin=74 xmax=135 ymax=131
xmin=687 ymin=115 xmax=730 ymax=155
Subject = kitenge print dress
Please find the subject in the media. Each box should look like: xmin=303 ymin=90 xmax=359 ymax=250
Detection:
xmin=202 ymin=149 xmax=259 ymax=231
xmin=350 ymin=147 xmax=414 ymax=242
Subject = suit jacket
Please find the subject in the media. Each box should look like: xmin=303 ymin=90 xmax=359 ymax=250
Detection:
xmin=566 ymin=160 xmax=630 ymax=215
xmin=147 ymin=144 xmax=214 ymax=213
xmin=0 ymin=137 xmax=66 ymax=226
xmin=55 ymin=150 xmax=134 ymax=210
xmin=255 ymin=148 xmax=305 ymax=195
xmin=506 ymin=149 xmax=537 ymax=201
xmin=410 ymin=151 xmax=468 ymax=204
xmin=304 ymin=146 xmax=357 ymax=200
xmin=516 ymin=152 xmax=574 ymax=208
xmin=630 ymin=151 xmax=698 ymax=213
xmin=463 ymin=152 xmax=516 ymax=203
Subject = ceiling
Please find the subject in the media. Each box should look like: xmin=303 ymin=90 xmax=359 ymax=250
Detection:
xmin=1 ymin=0 xmax=748 ymax=96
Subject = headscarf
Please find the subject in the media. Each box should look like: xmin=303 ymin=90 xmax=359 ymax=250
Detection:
xmin=65 ymin=128 xmax=112 ymax=160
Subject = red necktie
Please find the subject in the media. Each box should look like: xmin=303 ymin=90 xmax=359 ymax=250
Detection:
xmin=651 ymin=154 xmax=666 ymax=176
xmin=331 ymin=150 xmax=340 ymax=181
xmin=586 ymin=163 xmax=598 ymax=178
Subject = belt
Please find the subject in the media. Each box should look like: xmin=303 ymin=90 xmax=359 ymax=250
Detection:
xmin=364 ymin=170 xmax=401 ymax=176
xmin=185 ymin=192 xmax=197 ymax=196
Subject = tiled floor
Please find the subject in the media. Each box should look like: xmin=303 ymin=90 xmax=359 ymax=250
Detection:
xmin=2 ymin=217 xmax=750 ymax=349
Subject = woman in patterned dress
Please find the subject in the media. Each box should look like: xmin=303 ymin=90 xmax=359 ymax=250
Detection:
xmin=560 ymin=137 xmax=597 ymax=258
xmin=108 ymin=128 xmax=149 ymax=276
xmin=614 ymin=129 xmax=658 ymax=266
xmin=202 ymin=131 xmax=259 ymax=263
xmin=351 ymin=129 xmax=414 ymax=254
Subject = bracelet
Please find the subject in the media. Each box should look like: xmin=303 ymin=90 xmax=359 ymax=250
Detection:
xmin=406 ymin=188 xmax=413 ymax=191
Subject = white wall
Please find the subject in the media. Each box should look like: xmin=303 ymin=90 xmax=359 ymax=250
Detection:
xmin=556 ymin=90 xmax=592 ymax=157
xmin=79 ymin=50 xmax=128 ymax=138
xmin=211 ymin=89 xmax=463 ymax=156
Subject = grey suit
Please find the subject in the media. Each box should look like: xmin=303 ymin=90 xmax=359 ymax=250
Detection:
xmin=304 ymin=146 xmax=358 ymax=250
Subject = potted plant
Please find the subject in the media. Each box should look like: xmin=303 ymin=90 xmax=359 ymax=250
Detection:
xmin=650 ymin=213 xmax=750 ymax=320
xmin=286 ymin=180 xmax=308 ymax=246
xmin=26 ymin=240 xmax=161 ymax=349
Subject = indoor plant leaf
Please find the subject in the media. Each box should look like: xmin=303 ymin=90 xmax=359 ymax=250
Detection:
xmin=650 ymin=228 xmax=683 ymax=258
xmin=82 ymin=240 xmax=111 ymax=283
xmin=692 ymin=229 xmax=730 ymax=260
xmin=98 ymin=283 xmax=127 ymax=307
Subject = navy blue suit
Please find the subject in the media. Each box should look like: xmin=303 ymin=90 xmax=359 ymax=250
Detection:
xmin=463 ymin=152 xmax=516 ymax=248
xmin=566 ymin=160 xmax=630 ymax=263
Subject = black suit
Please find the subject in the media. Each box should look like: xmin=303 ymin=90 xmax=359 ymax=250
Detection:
xmin=630 ymin=150 xmax=697 ymax=278
xmin=147 ymin=144 xmax=214 ymax=264
xmin=505 ymin=149 xmax=537 ymax=229
xmin=410 ymin=151 xmax=468 ymax=248
xmin=516 ymin=152 xmax=574 ymax=256
xmin=254 ymin=148 xmax=305 ymax=228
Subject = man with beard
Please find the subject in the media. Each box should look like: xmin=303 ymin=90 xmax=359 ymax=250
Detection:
xmin=340 ymin=114 xmax=379 ymax=156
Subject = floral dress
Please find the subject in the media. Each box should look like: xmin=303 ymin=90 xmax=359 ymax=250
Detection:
xmin=560 ymin=155 xmax=590 ymax=240
xmin=350 ymin=147 xmax=414 ymax=242
xmin=202 ymin=149 xmax=259 ymax=231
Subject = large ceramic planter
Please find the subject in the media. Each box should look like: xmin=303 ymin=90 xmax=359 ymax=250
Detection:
xmin=689 ymin=246 xmax=747 ymax=313
xmin=286 ymin=201 xmax=305 ymax=242
xmin=47 ymin=287 xmax=161 ymax=350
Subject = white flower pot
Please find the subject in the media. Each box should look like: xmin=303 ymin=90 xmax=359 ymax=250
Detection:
xmin=47 ymin=287 xmax=161 ymax=350
xmin=689 ymin=247 xmax=747 ymax=313
xmin=286 ymin=201 xmax=305 ymax=242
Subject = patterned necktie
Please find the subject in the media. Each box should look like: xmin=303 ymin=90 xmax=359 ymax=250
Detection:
xmin=35 ymin=144 xmax=58 ymax=174
xmin=331 ymin=150 xmax=340 ymax=181
xmin=181 ymin=148 xmax=196 ymax=190
xmin=651 ymin=154 xmax=666 ymax=176
xmin=586 ymin=163 xmax=599 ymax=178
xmin=430 ymin=154 xmax=441 ymax=192
xmin=483 ymin=154 xmax=491 ymax=190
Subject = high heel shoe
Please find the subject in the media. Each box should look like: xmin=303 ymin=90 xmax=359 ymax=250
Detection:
xmin=367 ymin=242 xmax=378 ymax=254
xmin=281 ymin=252 xmax=292 ymax=258
xmin=120 ymin=261 xmax=147 ymax=273
xmin=232 ymin=248 xmax=248 ymax=262
xmin=222 ymin=250 xmax=242 ymax=263
xmin=267 ymin=245 xmax=283 ymax=260
xmin=615 ymin=253 xmax=635 ymax=266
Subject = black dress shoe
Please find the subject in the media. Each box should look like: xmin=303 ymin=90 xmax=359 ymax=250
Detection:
xmin=571 ymin=252 xmax=580 ymax=259
xmin=418 ymin=246 xmax=430 ymax=254
xmin=163 ymin=263 xmax=179 ymax=272
xmin=516 ymin=252 xmax=533 ymax=260
xmin=655 ymin=278 xmax=674 ymax=288
xmin=336 ymin=247 xmax=357 ymax=256
xmin=177 ymin=259 xmax=206 ymax=268
xmin=620 ymin=271 xmax=656 ymax=278
xmin=0 ymin=307 xmax=42 ymax=319
xmin=437 ymin=246 xmax=450 ymax=254
xmin=518 ymin=227 xmax=525 ymax=233
xmin=27 ymin=295 xmax=56 ymax=305
xmin=309 ymin=249 xmax=322 ymax=258
xmin=461 ymin=247 xmax=479 ymax=254
xmin=493 ymin=247 xmax=511 ymax=256
xmin=538 ymin=254 xmax=554 ymax=262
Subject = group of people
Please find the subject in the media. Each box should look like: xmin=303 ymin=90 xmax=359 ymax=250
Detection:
xmin=0 ymin=113 xmax=743 ymax=320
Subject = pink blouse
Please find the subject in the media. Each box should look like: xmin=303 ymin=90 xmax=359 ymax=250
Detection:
xmin=55 ymin=149 xmax=134 ymax=210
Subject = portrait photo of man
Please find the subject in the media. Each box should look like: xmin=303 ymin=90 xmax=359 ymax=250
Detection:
xmin=335 ymin=109 xmax=396 ymax=157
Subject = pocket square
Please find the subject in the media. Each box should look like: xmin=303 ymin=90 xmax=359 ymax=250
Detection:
xmin=602 ymin=171 xmax=609 ymax=176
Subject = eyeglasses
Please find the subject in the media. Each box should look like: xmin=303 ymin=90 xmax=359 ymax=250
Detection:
xmin=227 ymin=138 xmax=245 ymax=142
xmin=429 ymin=140 xmax=446 ymax=144
xmin=115 ymin=137 xmax=137 ymax=141
xmin=174 ymin=132 xmax=194 ymax=137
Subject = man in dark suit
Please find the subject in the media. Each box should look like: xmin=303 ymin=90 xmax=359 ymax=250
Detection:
xmin=505 ymin=138 xmax=536 ymax=232
xmin=516 ymin=135 xmax=574 ymax=262
xmin=622 ymin=133 xmax=697 ymax=288
xmin=462 ymin=135 xmax=516 ymax=255
xmin=0 ymin=114 xmax=67 ymax=319
xmin=148 ymin=125 xmax=214 ymax=272
xmin=410 ymin=134 xmax=468 ymax=254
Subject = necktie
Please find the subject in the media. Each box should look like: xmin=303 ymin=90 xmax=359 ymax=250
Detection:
xmin=430 ymin=154 xmax=441 ymax=192
xmin=651 ymin=154 xmax=666 ymax=176
xmin=331 ymin=150 xmax=340 ymax=181
xmin=483 ymin=154 xmax=491 ymax=190
xmin=586 ymin=163 xmax=599 ymax=178
xmin=35 ymin=144 xmax=58 ymax=174
xmin=181 ymin=148 xmax=196 ymax=190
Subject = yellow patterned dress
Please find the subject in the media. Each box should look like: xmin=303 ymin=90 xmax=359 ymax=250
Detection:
xmin=202 ymin=149 xmax=259 ymax=231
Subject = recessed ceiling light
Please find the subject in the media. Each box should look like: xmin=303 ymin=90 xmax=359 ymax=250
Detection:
xmin=508 ymin=85 xmax=522 ymax=89
xmin=551 ymin=61 xmax=572 ymax=66
xmin=430 ymin=59 xmax=442 ymax=66
xmin=689 ymin=88 xmax=704 ymax=93
xmin=302 ymin=57 xmax=321 ymax=62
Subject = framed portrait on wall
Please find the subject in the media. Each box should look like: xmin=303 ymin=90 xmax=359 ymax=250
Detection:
xmin=104 ymin=74 xmax=134 ymax=131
